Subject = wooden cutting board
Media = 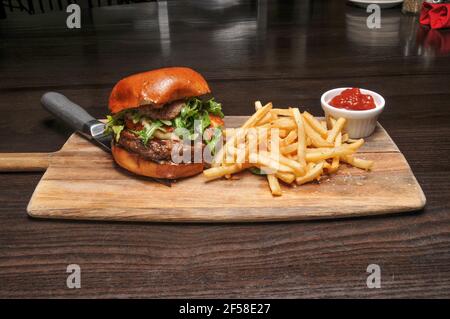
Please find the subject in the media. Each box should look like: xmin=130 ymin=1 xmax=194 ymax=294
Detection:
xmin=20 ymin=116 xmax=425 ymax=222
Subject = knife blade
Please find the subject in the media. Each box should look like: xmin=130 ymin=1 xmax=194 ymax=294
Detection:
xmin=41 ymin=92 xmax=172 ymax=187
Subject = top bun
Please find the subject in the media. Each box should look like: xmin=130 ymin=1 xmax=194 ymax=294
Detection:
xmin=108 ymin=67 xmax=211 ymax=114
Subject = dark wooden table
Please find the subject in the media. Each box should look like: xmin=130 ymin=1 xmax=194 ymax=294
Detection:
xmin=0 ymin=0 xmax=449 ymax=298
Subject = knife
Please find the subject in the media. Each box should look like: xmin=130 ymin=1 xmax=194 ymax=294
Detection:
xmin=40 ymin=92 xmax=172 ymax=186
xmin=41 ymin=92 xmax=112 ymax=152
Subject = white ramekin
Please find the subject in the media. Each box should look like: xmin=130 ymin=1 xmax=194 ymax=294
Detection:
xmin=320 ymin=88 xmax=385 ymax=138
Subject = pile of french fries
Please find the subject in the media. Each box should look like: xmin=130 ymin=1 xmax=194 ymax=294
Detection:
xmin=203 ymin=101 xmax=374 ymax=196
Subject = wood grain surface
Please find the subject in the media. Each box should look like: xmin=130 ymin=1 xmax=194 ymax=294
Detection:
xmin=0 ymin=0 xmax=449 ymax=298
xmin=0 ymin=153 xmax=51 ymax=171
xmin=26 ymin=117 xmax=425 ymax=222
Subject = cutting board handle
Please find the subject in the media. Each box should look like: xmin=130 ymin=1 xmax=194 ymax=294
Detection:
xmin=0 ymin=153 xmax=52 ymax=172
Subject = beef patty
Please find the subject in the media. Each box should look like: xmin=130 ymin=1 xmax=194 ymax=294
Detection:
xmin=117 ymin=130 xmax=202 ymax=163
xmin=139 ymin=100 xmax=185 ymax=120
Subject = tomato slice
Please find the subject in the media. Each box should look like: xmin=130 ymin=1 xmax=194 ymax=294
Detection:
xmin=124 ymin=117 xmax=143 ymax=131
xmin=209 ymin=114 xmax=224 ymax=128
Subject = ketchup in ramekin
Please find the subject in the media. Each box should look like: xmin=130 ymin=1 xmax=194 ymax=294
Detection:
xmin=329 ymin=88 xmax=376 ymax=111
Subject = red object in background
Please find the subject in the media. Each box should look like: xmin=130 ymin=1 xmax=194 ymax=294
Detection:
xmin=329 ymin=88 xmax=376 ymax=111
xmin=417 ymin=26 xmax=450 ymax=55
xmin=420 ymin=2 xmax=450 ymax=29
xmin=426 ymin=29 xmax=450 ymax=54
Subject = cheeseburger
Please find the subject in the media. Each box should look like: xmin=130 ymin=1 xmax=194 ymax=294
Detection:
xmin=106 ymin=67 xmax=224 ymax=179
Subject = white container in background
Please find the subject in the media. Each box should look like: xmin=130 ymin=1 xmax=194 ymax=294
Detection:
xmin=321 ymin=88 xmax=385 ymax=138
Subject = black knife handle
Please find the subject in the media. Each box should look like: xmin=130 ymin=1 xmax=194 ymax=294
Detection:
xmin=41 ymin=92 xmax=98 ymax=133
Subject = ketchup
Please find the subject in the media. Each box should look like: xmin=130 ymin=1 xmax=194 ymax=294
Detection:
xmin=329 ymin=88 xmax=376 ymax=111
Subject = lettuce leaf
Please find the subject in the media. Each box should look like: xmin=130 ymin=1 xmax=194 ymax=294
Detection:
xmin=131 ymin=120 xmax=164 ymax=145
xmin=174 ymin=97 xmax=223 ymax=135
xmin=249 ymin=167 xmax=267 ymax=175
xmin=204 ymin=98 xmax=224 ymax=118
xmin=204 ymin=127 xmax=222 ymax=155
xmin=105 ymin=114 xmax=125 ymax=142
xmin=104 ymin=97 xmax=224 ymax=145
xmin=111 ymin=125 xmax=124 ymax=142
xmin=159 ymin=119 xmax=172 ymax=126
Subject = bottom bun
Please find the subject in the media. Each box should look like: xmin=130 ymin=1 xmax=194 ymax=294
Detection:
xmin=112 ymin=144 xmax=204 ymax=179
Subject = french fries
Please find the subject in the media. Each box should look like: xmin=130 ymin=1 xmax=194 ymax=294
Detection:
xmin=329 ymin=132 xmax=342 ymax=174
xmin=280 ymin=130 xmax=297 ymax=147
xmin=341 ymin=155 xmax=374 ymax=171
xmin=296 ymin=161 xmax=324 ymax=185
xmin=303 ymin=111 xmax=328 ymax=137
xmin=275 ymin=171 xmax=296 ymax=184
xmin=303 ymin=120 xmax=333 ymax=148
xmin=203 ymin=102 xmax=374 ymax=196
xmin=270 ymin=118 xmax=297 ymax=130
xmin=271 ymin=108 xmax=293 ymax=117
xmin=243 ymin=102 xmax=272 ymax=129
xmin=204 ymin=164 xmax=251 ymax=181
xmin=267 ymin=174 xmax=282 ymax=196
xmin=327 ymin=117 xmax=346 ymax=143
